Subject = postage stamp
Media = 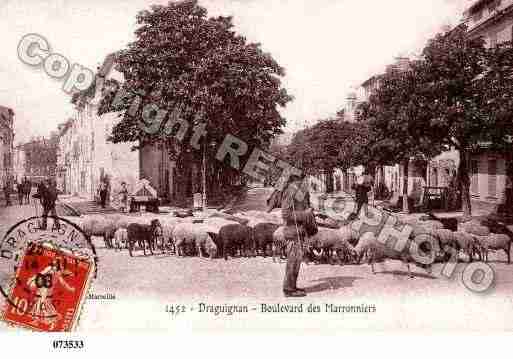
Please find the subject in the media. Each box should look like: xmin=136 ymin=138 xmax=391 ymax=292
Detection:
xmin=0 ymin=216 xmax=96 ymax=332
xmin=0 ymin=242 xmax=94 ymax=331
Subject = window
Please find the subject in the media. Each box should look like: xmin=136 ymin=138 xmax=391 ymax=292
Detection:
xmin=471 ymin=160 xmax=479 ymax=194
xmin=488 ymin=159 xmax=497 ymax=198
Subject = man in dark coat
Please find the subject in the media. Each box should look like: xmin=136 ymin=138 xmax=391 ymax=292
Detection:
xmin=352 ymin=170 xmax=372 ymax=218
xmin=3 ymin=178 xmax=12 ymax=207
xmin=16 ymin=180 xmax=24 ymax=205
xmin=269 ymin=173 xmax=317 ymax=297
xmin=33 ymin=178 xmax=60 ymax=230
xmin=22 ymin=177 xmax=31 ymax=204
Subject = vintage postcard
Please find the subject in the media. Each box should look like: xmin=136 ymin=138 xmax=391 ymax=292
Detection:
xmin=1 ymin=0 xmax=513 ymax=346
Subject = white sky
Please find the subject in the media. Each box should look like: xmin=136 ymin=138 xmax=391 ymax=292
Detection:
xmin=0 ymin=0 xmax=474 ymax=145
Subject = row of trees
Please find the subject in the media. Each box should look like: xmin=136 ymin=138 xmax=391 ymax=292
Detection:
xmin=357 ymin=25 xmax=513 ymax=216
xmin=281 ymin=25 xmax=513 ymax=217
xmin=271 ymin=116 xmax=370 ymax=192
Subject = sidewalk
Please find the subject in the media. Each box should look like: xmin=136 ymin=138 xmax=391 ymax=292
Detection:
xmin=310 ymin=190 xmax=513 ymax=227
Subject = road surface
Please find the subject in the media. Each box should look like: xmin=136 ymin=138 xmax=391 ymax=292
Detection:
xmin=1 ymin=193 xmax=513 ymax=331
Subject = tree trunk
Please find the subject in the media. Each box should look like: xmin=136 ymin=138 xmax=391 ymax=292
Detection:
xmin=459 ymin=149 xmax=472 ymax=218
xmin=325 ymin=168 xmax=334 ymax=193
xmin=402 ymin=159 xmax=410 ymax=214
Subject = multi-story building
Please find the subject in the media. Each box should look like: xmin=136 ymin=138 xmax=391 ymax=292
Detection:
xmin=463 ymin=0 xmax=513 ymax=213
xmin=58 ymin=54 xmax=140 ymax=200
xmin=19 ymin=134 xmax=59 ymax=181
xmin=0 ymin=106 xmax=15 ymax=187
xmin=58 ymin=54 xmax=181 ymax=203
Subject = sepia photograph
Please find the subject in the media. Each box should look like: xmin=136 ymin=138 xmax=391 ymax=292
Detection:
xmin=1 ymin=0 xmax=513 ymax=342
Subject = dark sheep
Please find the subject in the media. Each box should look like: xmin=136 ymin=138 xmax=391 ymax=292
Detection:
xmin=253 ymin=223 xmax=280 ymax=257
xmin=127 ymin=219 xmax=162 ymax=257
xmin=218 ymin=224 xmax=255 ymax=260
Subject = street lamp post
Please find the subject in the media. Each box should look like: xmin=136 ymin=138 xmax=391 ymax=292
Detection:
xmin=202 ymin=139 xmax=207 ymax=211
xmin=202 ymin=138 xmax=216 ymax=211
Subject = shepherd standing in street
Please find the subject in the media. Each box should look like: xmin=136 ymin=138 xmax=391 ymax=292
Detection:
xmin=269 ymin=172 xmax=317 ymax=298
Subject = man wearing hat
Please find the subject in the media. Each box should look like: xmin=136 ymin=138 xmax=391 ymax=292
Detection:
xmin=353 ymin=169 xmax=373 ymax=218
xmin=269 ymin=169 xmax=317 ymax=297
xmin=33 ymin=178 xmax=60 ymax=230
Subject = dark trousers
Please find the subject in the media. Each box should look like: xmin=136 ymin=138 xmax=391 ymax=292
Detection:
xmin=100 ymin=190 xmax=107 ymax=208
xmin=41 ymin=205 xmax=60 ymax=230
xmin=18 ymin=193 xmax=24 ymax=205
xmin=283 ymin=236 xmax=304 ymax=293
xmin=355 ymin=199 xmax=368 ymax=217
xmin=4 ymin=191 xmax=11 ymax=206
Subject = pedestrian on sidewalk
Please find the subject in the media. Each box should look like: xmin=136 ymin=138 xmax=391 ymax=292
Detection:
xmin=118 ymin=182 xmax=129 ymax=213
xmin=3 ymin=178 xmax=12 ymax=207
xmin=270 ymin=172 xmax=318 ymax=298
xmin=22 ymin=176 xmax=32 ymax=205
xmin=33 ymin=178 xmax=60 ymax=230
xmin=352 ymin=169 xmax=373 ymax=219
xmin=16 ymin=180 xmax=24 ymax=205
xmin=98 ymin=180 xmax=108 ymax=209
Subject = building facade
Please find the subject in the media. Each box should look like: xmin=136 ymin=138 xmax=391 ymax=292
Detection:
xmin=56 ymin=54 xmax=183 ymax=203
xmin=57 ymin=55 xmax=140 ymax=201
xmin=0 ymin=106 xmax=15 ymax=187
xmin=12 ymin=145 xmax=26 ymax=181
xmin=463 ymin=0 xmax=513 ymax=213
xmin=20 ymin=134 xmax=59 ymax=181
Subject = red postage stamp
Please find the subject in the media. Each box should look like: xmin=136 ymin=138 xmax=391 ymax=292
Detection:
xmin=1 ymin=241 xmax=94 ymax=332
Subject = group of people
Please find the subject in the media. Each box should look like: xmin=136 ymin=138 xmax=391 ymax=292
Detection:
xmin=96 ymin=178 xmax=130 ymax=212
xmin=2 ymin=176 xmax=32 ymax=207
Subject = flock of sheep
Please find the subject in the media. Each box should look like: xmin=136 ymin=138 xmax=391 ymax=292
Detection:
xmin=66 ymin=210 xmax=512 ymax=278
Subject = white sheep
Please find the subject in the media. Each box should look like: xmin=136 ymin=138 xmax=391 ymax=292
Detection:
xmin=475 ymin=233 xmax=512 ymax=263
xmin=113 ymin=228 xmax=127 ymax=251
xmin=452 ymin=231 xmax=481 ymax=262
xmin=272 ymin=226 xmax=287 ymax=262
xmin=80 ymin=215 xmax=119 ymax=249
xmin=172 ymin=223 xmax=216 ymax=258
xmin=158 ymin=218 xmax=184 ymax=253
xmin=305 ymin=227 xmax=358 ymax=264
xmin=353 ymin=231 xmax=438 ymax=278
